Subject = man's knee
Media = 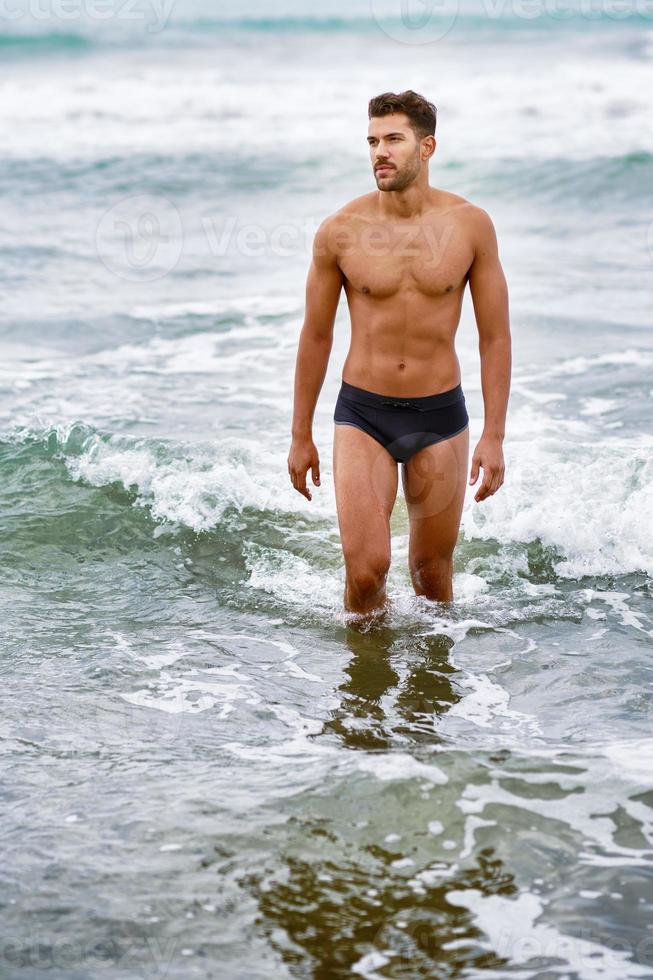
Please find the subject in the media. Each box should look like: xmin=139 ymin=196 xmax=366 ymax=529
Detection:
xmin=345 ymin=555 xmax=390 ymax=599
xmin=410 ymin=554 xmax=453 ymax=592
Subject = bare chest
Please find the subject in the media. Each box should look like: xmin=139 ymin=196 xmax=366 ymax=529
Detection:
xmin=338 ymin=220 xmax=473 ymax=299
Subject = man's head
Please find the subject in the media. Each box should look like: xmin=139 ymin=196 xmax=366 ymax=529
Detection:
xmin=367 ymin=90 xmax=437 ymax=191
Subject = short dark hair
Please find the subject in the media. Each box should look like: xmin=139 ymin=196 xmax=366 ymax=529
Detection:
xmin=368 ymin=90 xmax=437 ymax=141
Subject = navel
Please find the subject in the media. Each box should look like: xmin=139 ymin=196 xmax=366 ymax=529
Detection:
xmin=398 ymin=362 xmax=406 ymax=370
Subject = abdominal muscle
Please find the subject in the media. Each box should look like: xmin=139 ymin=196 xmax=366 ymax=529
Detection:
xmin=341 ymin=294 xmax=464 ymax=398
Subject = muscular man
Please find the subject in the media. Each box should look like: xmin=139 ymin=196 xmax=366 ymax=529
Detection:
xmin=288 ymin=90 xmax=511 ymax=621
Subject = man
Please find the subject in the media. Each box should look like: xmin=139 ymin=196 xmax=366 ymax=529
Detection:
xmin=287 ymin=90 xmax=511 ymax=621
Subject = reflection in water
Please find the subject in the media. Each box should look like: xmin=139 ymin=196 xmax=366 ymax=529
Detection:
xmin=316 ymin=623 xmax=463 ymax=750
xmin=244 ymin=846 xmax=517 ymax=978
xmin=245 ymin=625 xmax=509 ymax=974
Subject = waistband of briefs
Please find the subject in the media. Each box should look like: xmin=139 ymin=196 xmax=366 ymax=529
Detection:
xmin=339 ymin=379 xmax=465 ymax=411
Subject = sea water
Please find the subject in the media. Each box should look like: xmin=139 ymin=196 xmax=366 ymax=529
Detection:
xmin=1 ymin=1 xmax=653 ymax=977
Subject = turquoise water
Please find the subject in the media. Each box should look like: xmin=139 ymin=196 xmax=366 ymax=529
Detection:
xmin=1 ymin=2 xmax=653 ymax=977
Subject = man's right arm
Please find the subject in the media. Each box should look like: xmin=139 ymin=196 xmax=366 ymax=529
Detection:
xmin=291 ymin=216 xmax=343 ymax=438
xmin=287 ymin=216 xmax=343 ymax=500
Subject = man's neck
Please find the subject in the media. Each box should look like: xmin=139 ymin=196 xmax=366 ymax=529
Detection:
xmin=376 ymin=180 xmax=434 ymax=221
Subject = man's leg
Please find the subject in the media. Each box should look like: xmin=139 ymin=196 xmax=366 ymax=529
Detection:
xmin=333 ymin=423 xmax=399 ymax=619
xmin=401 ymin=427 xmax=469 ymax=603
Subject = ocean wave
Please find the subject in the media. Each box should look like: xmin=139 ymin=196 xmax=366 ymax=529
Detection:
xmin=1 ymin=150 xmax=649 ymax=209
xmin=0 ymin=29 xmax=94 ymax=52
xmin=0 ymin=16 xmax=377 ymax=58
xmin=463 ymin=151 xmax=653 ymax=206
xmin=461 ymin=405 xmax=653 ymax=580
xmin=175 ymin=14 xmax=374 ymax=32
xmin=1 ymin=9 xmax=649 ymax=59
xmin=3 ymin=414 xmax=653 ymax=582
xmin=174 ymin=10 xmax=653 ymax=32
xmin=0 ymin=421 xmax=309 ymax=533
xmin=0 ymin=149 xmax=328 ymax=197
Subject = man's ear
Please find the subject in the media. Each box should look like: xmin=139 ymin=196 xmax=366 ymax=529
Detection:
xmin=423 ymin=136 xmax=436 ymax=161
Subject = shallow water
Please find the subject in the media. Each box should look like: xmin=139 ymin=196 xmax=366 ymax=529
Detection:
xmin=1 ymin=2 xmax=653 ymax=977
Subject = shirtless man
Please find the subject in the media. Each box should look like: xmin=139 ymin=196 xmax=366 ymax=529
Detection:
xmin=287 ymin=90 xmax=511 ymax=621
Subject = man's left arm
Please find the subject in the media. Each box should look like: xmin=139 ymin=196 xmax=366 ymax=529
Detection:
xmin=467 ymin=207 xmax=512 ymax=503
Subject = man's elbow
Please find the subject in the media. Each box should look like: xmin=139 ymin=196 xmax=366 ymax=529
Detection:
xmin=301 ymin=321 xmax=335 ymax=347
xmin=478 ymin=325 xmax=511 ymax=352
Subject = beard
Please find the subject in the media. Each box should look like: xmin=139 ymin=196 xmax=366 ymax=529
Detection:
xmin=375 ymin=150 xmax=421 ymax=191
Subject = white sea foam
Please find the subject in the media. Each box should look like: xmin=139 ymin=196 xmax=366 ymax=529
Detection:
xmin=458 ymin=748 xmax=653 ymax=865
xmin=63 ymin=433 xmax=323 ymax=529
xmin=107 ymin=629 xmax=189 ymax=668
xmin=355 ymin=753 xmax=448 ymax=785
xmin=129 ymin=294 xmax=299 ymax=320
xmin=351 ymin=948 xmax=397 ymax=980
xmin=548 ymin=349 xmax=653 ymax=377
xmin=446 ymin=670 xmax=544 ymax=739
xmin=579 ymin=397 xmax=619 ymax=417
xmin=3 ymin=32 xmax=651 ymax=164
xmin=6 ymin=362 xmax=652 ymax=586
xmin=601 ymin=738 xmax=653 ymax=783
xmin=122 ymin=667 xmax=259 ymax=718
xmin=461 ymin=405 xmax=653 ymax=579
xmin=445 ymin=888 xmax=653 ymax=979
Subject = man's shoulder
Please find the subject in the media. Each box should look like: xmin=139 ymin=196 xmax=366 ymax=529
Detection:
xmin=320 ymin=193 xmax=377 ymax=227
xmin=434 ymin=192 xmax=497 ymax=253
xmin=313 ymin=195 xmax=378 ymax=256
xmin=433 ymin=190 xmax=491 ymax=222
xmin=316 ymin=191 xmax=496 ymax=244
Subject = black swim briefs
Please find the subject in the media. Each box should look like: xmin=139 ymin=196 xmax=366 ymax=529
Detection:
xmin=333 ymin=378 xmax=469 ymax=464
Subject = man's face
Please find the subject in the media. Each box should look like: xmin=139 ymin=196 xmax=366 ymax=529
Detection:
xmin=367 ymin=113 xmax=424 ymax=191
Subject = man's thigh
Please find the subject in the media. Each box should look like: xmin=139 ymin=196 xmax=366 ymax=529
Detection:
xmin=333 ymin=423 xmax=399 ymax=567
xmin=401 ymin=427 xmax=470 ymax=563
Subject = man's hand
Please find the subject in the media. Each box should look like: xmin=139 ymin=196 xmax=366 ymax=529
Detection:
xmin=469 ymin=435 xmax=505 ymax=502
xmin=288 ymin=437 xmax=321 ymax=502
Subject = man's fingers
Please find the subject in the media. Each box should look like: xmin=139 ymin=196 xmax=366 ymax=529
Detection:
xmin=289 ymin=469 xmax=312 ymax=501
xmin=474 ymin=468 xmax=491 ymax=500
xmin=296 ymin=478 xmax=311 ymax=500
xmin=491 ymin=467 xmax=505 ymax=494
xmin=288 ymin=444 xmax=320 ymax=501
xmin=474 ymin=468 xmax=503 ymax=501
